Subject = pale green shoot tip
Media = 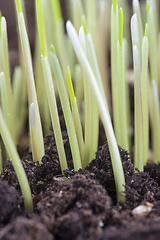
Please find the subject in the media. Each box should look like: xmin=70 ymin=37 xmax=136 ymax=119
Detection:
xmin=113 ymin=0 xmax=117 ymax=14
xmin=146 ymin=1 xmax=150 ymax=12
xmin=82 ymin=15 xmax=88 ymax=35
xmin=119 ymin=8 xmax=123 ymax=48
xmin=1 ymin=16 xmax=6 ymax=33
xmin=15 ymin=0 xmax=22 ymax=13
xmin=144 ymin=23 xmax=148 ymax=37
xmin=50 ymin=44 xmax=56 ymax=53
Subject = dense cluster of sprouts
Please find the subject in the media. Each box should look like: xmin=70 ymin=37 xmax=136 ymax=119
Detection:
xmin=0 ymin=0 xmax=159 ymax=213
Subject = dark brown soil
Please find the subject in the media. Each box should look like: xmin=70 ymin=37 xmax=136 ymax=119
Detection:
xmin=1 ymin=131 xmax=160 ymax=240
xmin=1 ymin=1 xmax=160 ymax=240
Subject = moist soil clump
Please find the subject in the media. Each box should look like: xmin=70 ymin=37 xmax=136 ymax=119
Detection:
xmin=1 ymin=134 xmax=160 ymax=239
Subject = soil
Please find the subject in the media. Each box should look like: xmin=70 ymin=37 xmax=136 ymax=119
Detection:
xmin=1 ymin=1 xmax=160 ymax=240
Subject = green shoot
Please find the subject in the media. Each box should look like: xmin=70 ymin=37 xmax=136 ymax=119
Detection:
xmin=98 ymin=0 xmax=111 ymax=110
xmin=35 ymin=0 xmax=68 ymax=173
xmin=15 ymin=2 xmax=44 ymax=164
xmin=50 ymin=46 xmax=82 ymax=170
xmin=0 ymin=106 xmax=33 ymax=213
xmin=74 ymin=64 xmax=83 ymax=112
xmin=141 ymin=28 xmax=149 ymax=165
xmin=67 ymin=66 xmax=84 ymax=166
xmin=149 ymin=80 xmax=160 ymax=163
xmin=131 ymin=14 xmax=143 ymax=171
xmin=79 ymin=26 xmax=92 ymax=167
xmin=66 ymin=20 xmax=125 ymax=202
xmin=133 ymin=0 xmax=143 ymax=51
xmin=147 ymin=0 xmax=159 ymax=93
xmin=111 ymin=0 xmax=120 ymax=144
xmin=117 ymin=8 xmax=129 ymax=152
xmin=29 ymin=103 xmax=38 ymax=163
xmin=12 ymin=66 xmax=24 ymax=142
xmin=1 ymin=17 xmax=15 ymax=143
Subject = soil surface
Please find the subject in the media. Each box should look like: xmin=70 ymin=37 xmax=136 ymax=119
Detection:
xmin=1 ymin=131 xmax=160 ymax=240
xmin=1 ymin=1 xmax=160 ymax=240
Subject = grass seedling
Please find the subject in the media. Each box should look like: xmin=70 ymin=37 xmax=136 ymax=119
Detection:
xmin=79 ymin=26 xmax=92 ymax=167
xmin=133 ymin=0 xmax=143 ymax=52
xmin=131 ymin=14 xmax=144 ymax=171
xmin=149 ymin=80 xmax=160 ymax=163
xmin=141 ymin=25 xmax=149 ymax=165
xmin=117 ymin=8 xmax=129 ymax=152
xmin=66 ymin=20 xmax=125 ymax=202
xmin=15 ymin=0 xmax=44 ymax=164
xmin=50 ymin=46 xmax=82 ymax=170
xmin=1 ymin=17 xmax=15 ymax=144
xmin=0 ymin=106 xmax=33 ymax=213
xmin=111 ymin=0 xmax=120 ymax=144
xmin=74 ymin=64 xmax=83 ymax=112
xmin=12 ymin=66 xmax=24 ymax=142
xmin=147 ymin=1 xmax=159 ymax=92
xmin=50 ymin=0 xmax=68 ymax=87
xmin=35 ymin=0 xmax=68 ymax=173
xmin=67 ymin=66 xmax=84 ymax=166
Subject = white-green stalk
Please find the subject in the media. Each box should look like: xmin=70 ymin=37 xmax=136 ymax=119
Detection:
xmin=0 ymin=107 xmax=33 ymax=213
xmin=42 ymin=0 xmax=53 ymax=51
xmin=12 ymin=66 xmax=24 ymax=142
xmin=50 ymin=47 xmax=82 ymax=170
xmin=142 ymin=25 xmax=149 ymax=165
xmin=131 ymin=14 xmax=144 ymax=171
xmin=0 ymin=72 xmax=10 ymax=135
xmin=71 ymin=0 xmax=84 ymax=33
xmin=84 ymin=0 xmax=97 ymax=50
xmin=50 ymin=0 xmax=68 ymax=88
xmin=123 ymin=38 xmax=131 ymax=151
xmin=35 ymin=0 xmax=68 ymax=173
xmin=79 ymin=26 xmax=92 ymax=167
xmin=74 ymin=64 xmax=83 ymax=112
xmin=29 ymin=103 xmax=38 ymax=163
xmin=147 ymin=1 xmax=159 ymax=93
xmin=67 ymin=67 xmax=84 ymax=165
xmin=133 ymin=45 xmax=144 ymax=171
xmin=117 ymin=8 xmax=129 ymax=152
xmin=34 ymin=32 xmax=50 ymax=135
xmin=15 ymin=0 xmax=44 ymax=163
xmin=98 ymin=0 xmax=111 ymax=111
xmin=66 ymin=20 xmax=125 ymax=202
xmin=149 ymin=80 xmax=160 ymax=163
xmin=1 ymin=17 xmax=15 ymax=143
xmin=84 ymin=19 xmax=106 ymax=160
xmin=133 ymin=0 xmax=143 ymax=51
xmin=111 ymin=0 xmax=120 ymax=144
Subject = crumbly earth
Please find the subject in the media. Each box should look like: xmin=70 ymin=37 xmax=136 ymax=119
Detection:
xmin=1 ymin=132 xmax=160 ymax=240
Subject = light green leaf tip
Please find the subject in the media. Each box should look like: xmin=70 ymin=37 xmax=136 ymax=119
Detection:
xmin=113 ymin=0 xmax=117 ymax=14
xmin=67 ymin=66 xmax=75 ymax=107
xmin=50 ymin=44 xmax=56 ymax=53
xmin=144 ymin=23 xmax=148 ymax=37
xmin=82 ymin=15 xmax=88 ymax=35
xmin=119 ymin=8 xmax=123 ymax=48
xmin=146 ymin=1 xmax=150 ymax=12
xmin=15 ymin=0 xmax=22 ymax=13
